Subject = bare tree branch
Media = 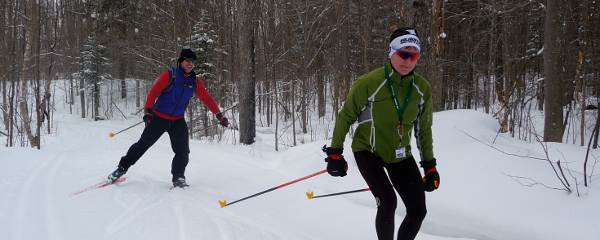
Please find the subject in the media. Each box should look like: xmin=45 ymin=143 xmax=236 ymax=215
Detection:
xmin=457 ymin=127 xmax=546 ymax=161
xmin=504 ymin=173 xmax=567 ymax=192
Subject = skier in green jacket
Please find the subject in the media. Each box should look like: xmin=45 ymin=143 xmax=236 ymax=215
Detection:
xmin=323 ymin=27 xmax=440 ymax=240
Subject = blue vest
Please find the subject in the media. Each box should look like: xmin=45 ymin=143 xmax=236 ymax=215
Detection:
xmin=154 ymin=67 xmax=196 ymax=118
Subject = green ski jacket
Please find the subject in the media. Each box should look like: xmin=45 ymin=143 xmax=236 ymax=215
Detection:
xmin=331 ymin=62 xmax=435 ymax=164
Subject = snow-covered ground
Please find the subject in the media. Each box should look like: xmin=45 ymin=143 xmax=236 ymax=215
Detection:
xmin=1 ymin=92 xmax=599 ymax=240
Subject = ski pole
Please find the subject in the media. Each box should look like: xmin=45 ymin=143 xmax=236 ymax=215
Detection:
xmin=190 ymin=121 xmax=221 ymax=135
xmin=190 ymin=102 xmax=239 ymax=123
xmin=191 ymin=120 xmax=239 ymax=135
xmin=219 ymin=169 xmax=327 ymax=208
xmin=306 ymin=188 xmax=370 ymax=200
xmin=109 ymin=121 xmax=144 ymax=138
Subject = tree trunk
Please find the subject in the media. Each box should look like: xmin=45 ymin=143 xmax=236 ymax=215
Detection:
xmin=8 ymin=74 xmax=16 ymax=147
xmin=8 ymin=78 xmax=15 ymax=147
xmin=543 ymin=0 xmax=565 ymax=142
xmin=238 ymin=0 xmax=257 ymax=145
xmin=0 ymin=1 xmax=4 ymax=128
xmin=334 ymin=0 xmax=350 ymax=116
xmin=135 ymin=79 xmax=140 ymax=108
xmin=93 ymin=75 xmax=100 ymax=120
xmin=594 ymin=100 xmax=599 ymax=149
xmin=301 ymin=78 xmax=307 ymax=134
xmin=429 ymin=0 xmax=444 ymax=112
xmin=120 ymin=52 xmax=127 ymax=99
xmin=317 ymin=76 xmax=325 ymax=118
xmin=69 ymin=75 xmax=74 ymax=114
xmin=594 ymin=75 xmax=599 ymax=149
xmin=34 ymin=0 xmax=42 ymax=149
xmin=275 ymin=81 xmax=279 ymax=151
xmin=495 ymin=50 xmax=509 ymax=132
xmin=484 ymin=10 xmax=496 ymax=114
xmin=19 ymin=0 xmax=38 ymax=148
xmin=45 ymin=43 xmax=56 ymax=134
xmin=19 ymin=79 xmax=36 ymax=147
xmin=575 ymin=49 xmax=585 ymax=146
xmin=500 ymin=0 xmax=527 ymax=137
xmin=80 ymin=77 xmax=85 ymax=118
xmin=291 ymin=79 xmax=297 ymax=146
xmin=7 ymin=0 xmax=17 ymax=147
xmin=2 ymin=73 xmax=7 ymax=132
xmin=575 ymin=0 xmax=589 ymax=146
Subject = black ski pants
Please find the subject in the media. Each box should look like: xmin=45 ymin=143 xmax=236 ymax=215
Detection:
xmin=354 ymin=151 xmax=427 ymax=240
xmin=118 ymin=116 xmax=190 ymax=181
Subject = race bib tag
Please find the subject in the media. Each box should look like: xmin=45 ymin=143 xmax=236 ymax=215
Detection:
xmin=395 ymin=147 xmax=406 ymax=158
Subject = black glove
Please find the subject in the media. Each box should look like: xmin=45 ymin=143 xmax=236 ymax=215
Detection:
xmin=420 ymin=159 xmax=440 ymax=192
xmin=216 ymin=112 xmax=229 ymax=127
xmin=143 ymin=108 xmax=154 ymax=126
xmin=322 ymin=145 xmax=347 ymax=177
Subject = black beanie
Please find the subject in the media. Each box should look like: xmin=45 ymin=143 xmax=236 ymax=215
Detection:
xmin=177 ymin=48 xmax=197 ymax=63
xmin=389 ymin=27 xmax=420 ymax=43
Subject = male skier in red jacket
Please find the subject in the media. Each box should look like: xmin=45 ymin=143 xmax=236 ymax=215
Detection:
xmin=108 ymin=48 xmax=229 ymax=188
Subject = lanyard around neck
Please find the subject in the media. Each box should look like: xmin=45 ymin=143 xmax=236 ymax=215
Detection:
xmin=384 ymin=64 xmax=415 ymax=124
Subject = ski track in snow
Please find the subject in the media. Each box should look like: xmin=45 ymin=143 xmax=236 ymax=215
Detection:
xmin=36 ymin=120 xmax=97 ymax=240
xmin=11 ymin=157 xmax=50 ymax=240
xmin=99 ymin=173 xmax=290 ymax=239
xmin=12 ymin=152 xmax=67 ymax=240
xmin=43 ymin=151 xmax=68 ymax=240
xmin=106 ymin=182 xmax=169 ymax=235
xmin=210 ymin=212 xmax=287 ymax=240
xmin=172 ymin=197 xmax=188 ymax=240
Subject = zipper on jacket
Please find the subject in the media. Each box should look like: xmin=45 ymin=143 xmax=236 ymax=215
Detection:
xmin=169 ymin=79 xmax=187 ymax=117
xmin=168 ymin=70 xmax=189 ymax=117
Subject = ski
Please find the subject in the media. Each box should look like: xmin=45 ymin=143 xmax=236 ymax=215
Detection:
xmin=72 ymin=177 xmax=127 ymax=196
xmin=169 ymin=185 xmax=189 ymax=190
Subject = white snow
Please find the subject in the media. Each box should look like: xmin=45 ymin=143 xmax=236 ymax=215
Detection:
xmin=1 ymin=86 xmax=599 ymax=240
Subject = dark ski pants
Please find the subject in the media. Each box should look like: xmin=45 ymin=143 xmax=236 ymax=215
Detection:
xmin=118 ymin=116 xmax=190 ymax=181
xmin=354 ymin=151 xmax=427 ymax=240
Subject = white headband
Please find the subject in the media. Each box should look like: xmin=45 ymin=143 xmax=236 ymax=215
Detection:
xmin=388 ymin=35 xmax=421 ymax=57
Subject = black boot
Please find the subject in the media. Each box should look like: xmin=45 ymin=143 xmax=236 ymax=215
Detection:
xmin=172 ymin=177 xmax=189 ymax=188
xmin=108 ymin=166 xmax=127 ymax=183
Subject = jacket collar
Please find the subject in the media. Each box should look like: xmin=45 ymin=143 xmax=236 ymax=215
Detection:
xmin=176 ymin=67 xmax=196 ymax=79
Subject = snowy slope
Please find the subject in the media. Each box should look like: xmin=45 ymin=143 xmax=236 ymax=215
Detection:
xmin=1 ymin=108 xmax=599 ymax=240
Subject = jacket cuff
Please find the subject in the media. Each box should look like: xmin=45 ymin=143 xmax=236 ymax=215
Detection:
xmin=419 ymin=158 xmax=437 ymax=169
xmin=324 ymin=147 xmax=343 ymax=155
